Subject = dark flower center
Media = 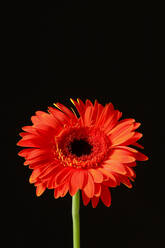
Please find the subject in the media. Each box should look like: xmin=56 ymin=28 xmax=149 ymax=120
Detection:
xmin=70 ymin=139 xmax=93 ymax=157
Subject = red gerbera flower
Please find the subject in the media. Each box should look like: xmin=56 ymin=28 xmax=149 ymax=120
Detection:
xmin=17 ymin=98 xmax=148 ymax=208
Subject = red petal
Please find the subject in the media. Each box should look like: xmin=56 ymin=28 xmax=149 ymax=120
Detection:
xmin=23 ymin=148 xmax=49 ymax=160
xmin=22 ymin=126 xmax=38 ymax=134
xmin=114 ymin=147 xmax=147 ymax=162
xmin=70 ymin=98 xmax=86 ymax=117
xmin=117 ymin=111 xmax=122 ymax=120
xmin=94 ymin=183 xmax=101 ymax=197
xmin=77 ymin=98 xmax=86 ymax=109
xmin=124 ymin=166 xmax=136 ymax=178
xmin=81 ymin=190 xmax=90 ymax=206
xmin=91 ymin=100 xmax=99 ymax=122
xmin=135 ymin=151 xmax=149 ymax=161
xmin=59 ymin=182 xmax=69 ymax=197
xmin=96 ymin=103 xmax=114 ymax=127
xmin=109 ymin=148 xmax=136 ymax=163
xmin=39 ymin=164 xmax=60 ymax=180
xmin=36 ymin=183 xmax=46 ymax=197
xmin=114 ymin=146 xmax=138 ymax=153
xmin=30 ymin=114 xmax=57 ymax=132
xmin=55 ymin=167 xmax=74 ymax=186
xmin=102 ymin=160 xmax=127 ymax=175
xmin=132 ymin=142 xmax=144 ymax=149
xmin=120 ymin=132 xmax=143 ymax=146
xmin=19 ymin=132 xmax=29 ymax=137
xmin=133 ymin=122 xmax=141 ymax=130
xmin=112 ymin=132 xmax=135 ymax=147
xmin=69 ymin=170 xmax=86 ymax=196
xmin=85 ymin=99 xmax=93 ymax=107
xmin=100 ymin=185 xmax=111 ymax=207
xmin=54 ymin=182 xmax=69 ymax=199
xmin=54 ymin=102 xmax=76 ymax=120
xmin=17 ymin=138 xmax=40 ymax=148
xmin=103 ymin=179 xmax=118 ymax=187
xmin=108 ymin=119 xmax=135 ymax=135
xmin=109 ymin=126 xmax=135 ymax=146
xmin=24 ymin=156 xmax=50 ymax=166
xmin=54 ymin=188 xmax=60 ymax=199
xmin=88 ymin=169 xmax=103 ymax=183
xmin=35 ymin=111 xmax=59 ymax=129
xmin=91 ymin=196 xmax=99 ymax=208
xmin=125 ymin=162 xmax=137 ymax=167
xmin=18 ymin=148 xmax=35 ymax=157
xmin=29 ymin=169 xmax=41 ymax=184
xmin=118 ymin=118 xmax=135 ymax=124
xmin=48 ymin=107 xmax=70 ymax=125
xmin=28 ymin=159 xmax=54 ymax=169
xmin=98 ymin=168 xmax=118 ymax=184
xmin=31 ymin=115 xmax=40 ymax=125
xmin=95 ymin=103 xmax=104 ymax=123
xmin=84 ymin=106 xmax=93 ymax=126
xmin=18 ymin=133 xmax=52 ymax=148
xmin=83 ymin=172 xmax=94 ymax=198
xmin=103 ymin=110 xmax=119 ymax=133
xmin=47 ymin=176 xmax=56 ymax=189
xmin=118 ymin=175 xmax=133 ymax=188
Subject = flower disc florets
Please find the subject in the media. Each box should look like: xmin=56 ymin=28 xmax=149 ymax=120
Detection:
xmin=55 ymin=127 xmax=111 ymax=169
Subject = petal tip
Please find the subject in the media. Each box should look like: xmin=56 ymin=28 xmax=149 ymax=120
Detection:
xmin=70 ymin=98 xmax=75 ymax=105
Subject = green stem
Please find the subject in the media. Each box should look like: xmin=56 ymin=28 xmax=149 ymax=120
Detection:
xmin=72 ymin=190 xmax=80 ymax=248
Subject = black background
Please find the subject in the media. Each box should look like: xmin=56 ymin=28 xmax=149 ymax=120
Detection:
xmin=13 ymin=6 xmax=165 ymax=248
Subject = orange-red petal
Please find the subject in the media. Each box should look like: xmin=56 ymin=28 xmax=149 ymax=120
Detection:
xmin=54 ymin=182 xmax=69 ymax=199
xmin=120 ymin=132 xmax=143 ymax=146
xmin=91 ymin=196 xmax=99 ymax=208
xmin=118 ymin=175 xmax=133 ymax=188
xmin=81 ymin=190 xmax=90 ymax=206
xmin=98 ymin=167 xmax=118 ymax=184
xmin=108 ymin=148 xmax=136 ymax=163
xmin=83 ymin=172 xmax=95 ymax=198
xmin=36 ymin=183 xmax=46 ymax=197
xmin=102 ymin=160 xmax=127 ymax=175
xmin=135 ymin=151 xmax=149 ymax=161
xmin=69 ymin=170 xmax=86 ymax=196
xmin=88 ymin=169 xmax=103 ymax=183
xmin=100 ymin=185 xmax=111 ymax=207
xmin=94 ymin=183 xmax=101 ymax=197
xmin=132 ymin=142 xmax=144 ymax=149
xmin=83 ymin=106 xmax=93 ymax=126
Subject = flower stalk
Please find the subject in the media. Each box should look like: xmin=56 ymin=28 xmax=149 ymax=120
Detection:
xmin=72 ymin=190 xmax=80 ymax=248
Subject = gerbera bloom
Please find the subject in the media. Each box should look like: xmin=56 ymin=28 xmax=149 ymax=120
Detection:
xmin=17 ymin=98 xmax=148 ymax=208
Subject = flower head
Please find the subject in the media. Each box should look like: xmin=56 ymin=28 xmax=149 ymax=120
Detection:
xmin=17 ymin=99 xmax=148 ymax=207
